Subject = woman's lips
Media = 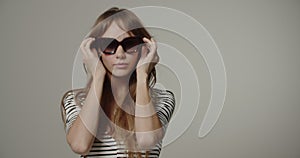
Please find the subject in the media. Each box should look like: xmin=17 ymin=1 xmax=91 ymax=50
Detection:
xmin=114 ymin=63 xmax=128 ymax=68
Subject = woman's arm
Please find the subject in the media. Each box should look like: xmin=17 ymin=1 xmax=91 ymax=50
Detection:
xmin=134 ymin=37 xmax=165 ymax=149
xmin=66 ymin=75 xmax=105 ymax=155
xmin=65 ymin=37 xmax=107 ymax=155
xmin=134 ymin=72 xmax=164 ymax=150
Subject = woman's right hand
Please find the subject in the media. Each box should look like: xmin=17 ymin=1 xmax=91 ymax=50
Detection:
xmin=80 ymin=37 xmax=106 ymax=78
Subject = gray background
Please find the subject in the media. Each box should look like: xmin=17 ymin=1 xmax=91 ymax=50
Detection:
xmin=0 ymin=0 xmax=299 ymax=158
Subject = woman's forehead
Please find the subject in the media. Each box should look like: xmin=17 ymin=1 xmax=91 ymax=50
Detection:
xmin=101 ymin=21 xmax=131 ymax=40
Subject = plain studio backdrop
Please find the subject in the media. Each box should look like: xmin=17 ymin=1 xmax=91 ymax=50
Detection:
xmin=0 ymin=0 xmax=299 ymax=158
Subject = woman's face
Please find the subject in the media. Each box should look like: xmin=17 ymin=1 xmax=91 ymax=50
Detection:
xmin=100 ymin=22 xmax=140 ymax=78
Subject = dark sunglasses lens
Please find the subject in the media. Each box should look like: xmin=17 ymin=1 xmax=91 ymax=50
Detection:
xmin=103 ymin=41 xmax=118 ymax=54
xmin=91 ymin=37 xmax=144 ymax=54
xmin=123 ymin=37 xmax=143 ymax=52
xmin=92 ymin=38 xmax=117 ymax=54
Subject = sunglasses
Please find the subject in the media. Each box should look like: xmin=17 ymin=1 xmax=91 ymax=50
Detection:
xmin=90 ymin=36 xmax=145 ymax=55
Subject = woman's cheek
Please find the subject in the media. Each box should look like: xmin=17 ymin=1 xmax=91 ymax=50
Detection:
xmin=101 ymin=56 xmax=113 ymax=71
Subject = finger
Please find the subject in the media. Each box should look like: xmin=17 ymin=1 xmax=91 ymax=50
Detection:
xmin=80 ymin=39 xmax=88 ymax=55
xmin=144 ymin=37 xmax=156 ymax=45
xmin=80 ymin=38 xmax=88 ymax=48
xmin=140 ymin=46 xmax=148 ymax=59
xmin=150 ymin=38 xmax=157 ymax=51
xmin=86 ymin=38 xmax=98 ymax=57
xmin=84 ymin=38 xmax=95 ymax=49
xmin=143 ymin=37 xmax=157 ymax=54
xmin=81 ymin=38 xmax=93 ymax=49
xmin=90 ymin=47 xmax=98 ymax=57
xmin=143 ymin=37 xmax=151 ymax=43
xmin=80 ymin=38 xmax=93 ymax=56
xmin=85 ymin=37 xmax=94 ymax=47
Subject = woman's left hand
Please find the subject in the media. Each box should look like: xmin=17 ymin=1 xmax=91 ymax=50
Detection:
xmin=136 ymin=37 xmax=159 ymax=76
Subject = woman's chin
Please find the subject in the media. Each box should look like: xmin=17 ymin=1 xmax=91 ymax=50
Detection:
xmin=110 ymin=70 xmax=133 ymax=78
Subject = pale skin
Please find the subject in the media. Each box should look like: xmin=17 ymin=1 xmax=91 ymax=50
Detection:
xmin=66 ymin=22 xmax=163 ymax=155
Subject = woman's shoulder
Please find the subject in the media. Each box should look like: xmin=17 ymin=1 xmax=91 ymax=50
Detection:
xmin=150 ymin=87 xmax=176 ymax=122
xmin=150 ymin=87 xmax=175 ymax=108
xmin=61 ymin=88 xmax=86 ymax=107
xmin=150 ymin=87 xmax=175 ymax=98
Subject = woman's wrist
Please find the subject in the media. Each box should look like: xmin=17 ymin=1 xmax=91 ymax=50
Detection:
xmin=135 ymin=99 xmax=156 ymax=117
xmin=91 ymin=74 xmax=105 ymax=96
xmin=137 ymin=70 xmax=148 ymax=80
xmin=93 ymin=72 xmax=105 ymax=82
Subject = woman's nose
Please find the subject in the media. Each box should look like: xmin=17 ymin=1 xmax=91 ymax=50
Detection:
xmin=115 ymin=45 xmax=126 ymax=59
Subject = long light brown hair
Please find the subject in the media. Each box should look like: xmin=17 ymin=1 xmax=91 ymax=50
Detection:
xmin=61 ymin=7 xmax=157 ymax=157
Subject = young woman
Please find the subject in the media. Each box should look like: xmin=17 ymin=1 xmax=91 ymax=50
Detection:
xmin=60 ymin=7 xmax=175 ymax=158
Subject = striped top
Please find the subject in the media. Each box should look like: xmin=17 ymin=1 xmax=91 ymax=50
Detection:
xmin=61 ymin=87 xmax=175 ymax=158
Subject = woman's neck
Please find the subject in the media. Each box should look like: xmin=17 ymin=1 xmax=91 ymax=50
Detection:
xmin=109 ymin=74 xmax=131 ymax=105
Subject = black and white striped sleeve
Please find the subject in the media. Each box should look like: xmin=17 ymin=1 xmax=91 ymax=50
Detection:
xmin=154 ymin=89 xmax=176 ymax=133
xmin=62 ymin=92 xmax=81 ymax=134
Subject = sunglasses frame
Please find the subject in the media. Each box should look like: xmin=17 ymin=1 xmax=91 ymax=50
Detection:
xmin=90 ymin=36 xmax=145 ymax=55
